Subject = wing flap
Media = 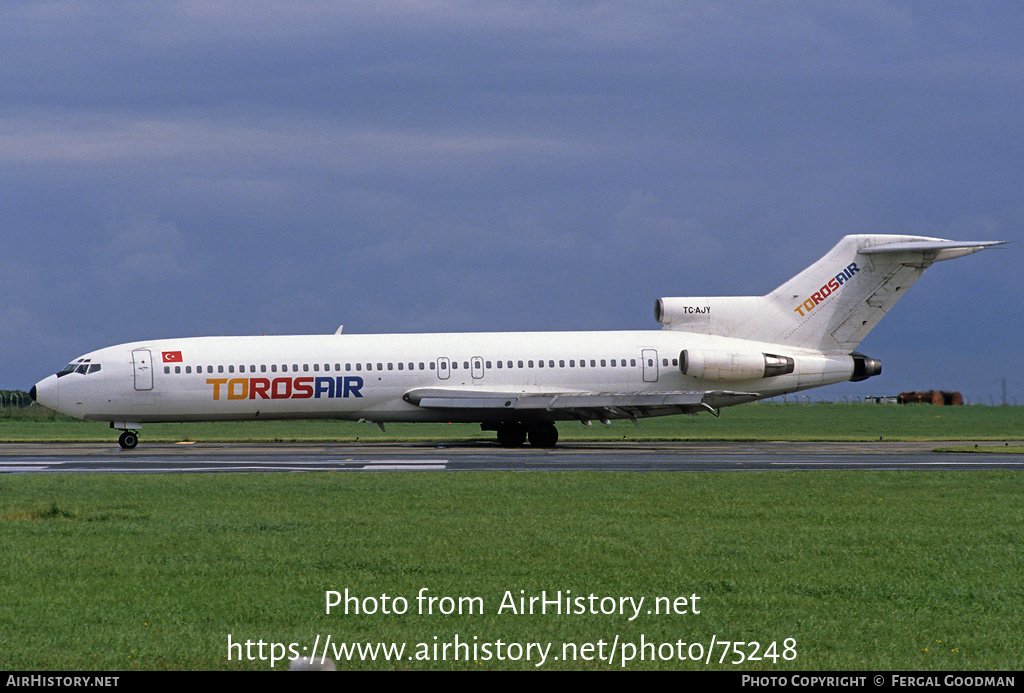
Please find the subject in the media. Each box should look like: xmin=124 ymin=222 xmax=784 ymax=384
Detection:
xmin=404 ymin=388 xmax=759 ymax=417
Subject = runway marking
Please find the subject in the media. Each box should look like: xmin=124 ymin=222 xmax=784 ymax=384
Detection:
xmin=0 ymin=459 xmax=451 ymax=474
xmin=361 ymin=464 xmax=447 ymax=471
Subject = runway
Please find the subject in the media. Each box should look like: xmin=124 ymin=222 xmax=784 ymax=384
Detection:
xmin=2 ymin=441 xmax=1023 ymax=474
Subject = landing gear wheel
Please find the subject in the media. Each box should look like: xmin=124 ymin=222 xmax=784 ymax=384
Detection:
xmin=118 ymin=431 xmax=139 ymax=450
xmin=528 ymin=425 xmax=559 ymax=448
xmin=496 ymin=424 xmax=527 ymax=448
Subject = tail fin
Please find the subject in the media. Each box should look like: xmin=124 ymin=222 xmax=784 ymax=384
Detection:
xmin=656 ymin=235 xmax=1007 ymax=352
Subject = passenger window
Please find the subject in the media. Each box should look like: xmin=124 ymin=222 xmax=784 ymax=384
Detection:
xmin=164 ymin=366 xmax=170 ymax=374
xmin=304 ymin=364 xmax=310 ymax=372
xmin=388 ymin=363 xmax=394 ymax=370
xmin=228 ymin=366 xmax=235 ymax=373
xmin=186 ymin=366 xmax=192 ymax=374
xmin=377 ymin=363 xmax=383 ymax=371
xmin=518 ymin=361 xmax=524 ymax=368
xmin=662 ymin=359 xmax=668 ymax=367
xmin=356 ymin=364 xmax=362 ymax=371
xmin=601 ymin=360 xmax=606 ymax=367
xmin=271 ymin=364 xmax=278 ymax=373
xmin=175 ymin=366 xmax=181 ymax=374
xmin=631 ymin=359 xmax=636 ymax=367
xmin=313 ymin=364 xmax=319 ymax=372
xmin=538 ymin=360 xmax=544 ymax=368
xmin=569 ymin=360 xmax=575 ymax=367
xmin=398 ymin=363 xmax=404 ymax=370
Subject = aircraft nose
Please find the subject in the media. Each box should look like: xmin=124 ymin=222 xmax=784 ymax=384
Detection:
xmin=32 ymin=375 xmax=60 ymax=411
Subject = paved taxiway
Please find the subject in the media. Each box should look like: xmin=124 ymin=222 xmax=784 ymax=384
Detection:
xmin=2 ymin=441 xmax=1023 ymax=474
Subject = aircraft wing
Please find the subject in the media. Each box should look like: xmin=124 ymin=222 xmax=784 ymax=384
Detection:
xmin=403 ymin=388 xmax=760 ymax=419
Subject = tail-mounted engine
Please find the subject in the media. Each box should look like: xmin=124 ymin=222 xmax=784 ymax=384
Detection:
xmin=849 ymin=353 xmax=882 ymax=382
xmin=680 ymin=349 xmax=795 ymax=381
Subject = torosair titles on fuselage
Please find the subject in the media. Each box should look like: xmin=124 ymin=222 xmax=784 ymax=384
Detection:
xmin=30 ymin=234 xmax=1006 ymax=449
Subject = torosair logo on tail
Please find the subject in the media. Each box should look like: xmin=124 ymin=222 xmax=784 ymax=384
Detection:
xmin=793 ymin=263 xmax=860 ymax=317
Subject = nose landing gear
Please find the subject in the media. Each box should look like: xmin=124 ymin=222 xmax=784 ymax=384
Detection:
xmin=117 ymin=430 xmax=139 ymax=450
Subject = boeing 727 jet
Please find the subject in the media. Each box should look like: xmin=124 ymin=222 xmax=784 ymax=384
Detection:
xmin=30 ymin=235 xmax=1005 ymax=449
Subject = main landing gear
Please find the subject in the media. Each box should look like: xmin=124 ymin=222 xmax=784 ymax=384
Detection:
xmin=117 ymin=430 xmax=139 ymax=450
xmin=494 ymin=423 xmax=559 ymax=448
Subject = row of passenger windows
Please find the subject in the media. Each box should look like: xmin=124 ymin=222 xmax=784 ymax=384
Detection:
xmin=164 ymin=357 xmax=681 ymax=375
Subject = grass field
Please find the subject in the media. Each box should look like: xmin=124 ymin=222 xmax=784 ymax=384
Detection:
xmin=2 ymin=404 xmax=1022 ymax=670
xmin=1 ymin=471 xmax=1022 ymax=670
xmin=2 ymin=402 xmax=1023 ymax=443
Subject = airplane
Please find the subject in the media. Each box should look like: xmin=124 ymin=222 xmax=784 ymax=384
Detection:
xmin=30 ymin=234 xmax=1006 ymax=449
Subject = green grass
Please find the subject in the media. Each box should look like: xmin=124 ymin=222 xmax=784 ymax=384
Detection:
xmin=1 ymin=472 xmax=1022 ymax=670
xmin=2 ymin=403 xmax=1023 ymax=443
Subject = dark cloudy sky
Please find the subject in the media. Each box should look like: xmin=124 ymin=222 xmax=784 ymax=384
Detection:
xmin=1 ymin=2 xmax=1020 ymax=402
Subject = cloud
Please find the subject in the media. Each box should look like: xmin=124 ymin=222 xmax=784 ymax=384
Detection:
xmin=87 ymin=214 xmax=201 ymax=285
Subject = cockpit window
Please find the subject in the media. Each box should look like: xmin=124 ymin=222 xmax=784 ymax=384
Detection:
xmin=56 ymin=359 xmax=101 ymax=377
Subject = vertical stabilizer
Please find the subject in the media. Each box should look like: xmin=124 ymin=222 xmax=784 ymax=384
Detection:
xmin=657 ymin=235 xmax=1006 ymax=352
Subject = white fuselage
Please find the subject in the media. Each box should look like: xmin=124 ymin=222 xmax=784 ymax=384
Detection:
xmin=32 ymin=330 xmax=855 ymax=426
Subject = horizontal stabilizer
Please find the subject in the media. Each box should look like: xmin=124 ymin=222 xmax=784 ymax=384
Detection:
xmin=858 ymin=239 xmax=1008 ymax=261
